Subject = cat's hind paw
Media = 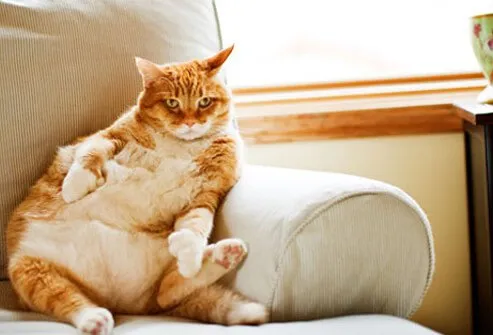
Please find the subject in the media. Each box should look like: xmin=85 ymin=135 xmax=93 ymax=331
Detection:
xmin=205 ymin=238 xmax=247 ymax=270
xmin=74 ymin=307 xmax=114 ymax=335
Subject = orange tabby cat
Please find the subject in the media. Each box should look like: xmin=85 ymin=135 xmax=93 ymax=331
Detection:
xmin=6 ymin=46 xmax=268 ymax=335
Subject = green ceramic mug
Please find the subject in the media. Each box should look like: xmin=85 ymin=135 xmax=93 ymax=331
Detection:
xmin=471 ymin=13 xmax=493 ymax=103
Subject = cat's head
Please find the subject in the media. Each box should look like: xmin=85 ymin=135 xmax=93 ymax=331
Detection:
xmin=135 ymin=46 xmax=234 ymax=141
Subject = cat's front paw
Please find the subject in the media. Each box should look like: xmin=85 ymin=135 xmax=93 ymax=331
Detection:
xmin=62 ymin=163 xmax=103 ymax=203
xmin=168 ymin=229 xmax=206 ymax=278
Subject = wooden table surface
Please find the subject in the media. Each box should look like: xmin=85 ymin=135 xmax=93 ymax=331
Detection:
xmin=454 ymin=101 xmax=493 ymax=125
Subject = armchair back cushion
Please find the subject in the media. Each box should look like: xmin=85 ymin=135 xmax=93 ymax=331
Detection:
xmin=0 ymin=0 xmax=222 ymax=278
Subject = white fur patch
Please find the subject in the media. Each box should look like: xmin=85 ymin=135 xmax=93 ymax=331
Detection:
xmin=61 ymin=163 xmax=98 ymax=203
xmin=168 ymin=229 xmax=206 ymax=278
xmin=174 ymin=121 xmax=211 ymax=141
xmin=227 ymin=302 xmax=269 ymax=325
xmin=174 ymin=208 xmax=214 ymax=231
xmin=20 ymin=220 xmax=173 ymax=312
xmin=73 ymin=307 xmax=114 ymax=335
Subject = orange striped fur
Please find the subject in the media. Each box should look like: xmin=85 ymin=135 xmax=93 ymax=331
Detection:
xmin=6 ymin=46 xmax=268 ymax=334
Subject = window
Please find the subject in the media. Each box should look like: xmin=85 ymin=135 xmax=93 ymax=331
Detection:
xmin=216 ymin=0 xmax=487 ymax=89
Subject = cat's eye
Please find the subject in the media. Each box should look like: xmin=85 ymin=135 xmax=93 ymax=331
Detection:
xmin=164 ymin=99 xmax=179 ymax=109
xmin=198 ymin=97 xmax=212 ymax=108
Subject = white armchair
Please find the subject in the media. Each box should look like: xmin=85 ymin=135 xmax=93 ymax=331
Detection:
xmin=0 ymin=0 xmax=438 ymax=333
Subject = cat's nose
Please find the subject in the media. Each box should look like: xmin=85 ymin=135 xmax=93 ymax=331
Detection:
xmin=184 ymin=120 xmax=195 ymax=127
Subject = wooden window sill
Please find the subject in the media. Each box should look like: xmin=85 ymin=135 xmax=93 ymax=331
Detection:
xmin=233 ymin=73 xmax=485 ymax=144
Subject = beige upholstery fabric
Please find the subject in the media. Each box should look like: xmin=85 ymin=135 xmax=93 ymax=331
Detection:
xmin=0 ymin=283 xmax=439 ymax=334
xmin=0 ymin=316 xmax=440 ymax=335
xmin=0 ymin=0 xmax=222 ymax=278
xmin=214 ymin=165 xmax=435 ymax=322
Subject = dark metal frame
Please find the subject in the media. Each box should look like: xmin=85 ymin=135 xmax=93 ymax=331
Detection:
xmin=464 ymin=121 xmax=493 ymax=334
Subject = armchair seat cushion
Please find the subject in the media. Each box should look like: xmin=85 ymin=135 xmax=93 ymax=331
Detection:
xmin=0 ymin=316 xmax=439 ymax=335
xmin=0 ymin=281 xmax=438 ymax=334
xmin=0 ymin=297 xmax=438 ymax=335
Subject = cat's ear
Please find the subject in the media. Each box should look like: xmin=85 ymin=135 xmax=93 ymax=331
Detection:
xmin=135 ymin=57 xmax=163 ymax=88
xmin=202 ymin=45 xmax=234 ymax=77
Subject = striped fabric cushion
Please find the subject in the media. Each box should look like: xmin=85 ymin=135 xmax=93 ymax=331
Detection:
xmin=0 ymin=0 xmax=222 ymax=279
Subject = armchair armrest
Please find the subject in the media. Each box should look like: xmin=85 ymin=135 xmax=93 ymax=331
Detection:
xmin=214 ymin=165 xmax=434 ymax=322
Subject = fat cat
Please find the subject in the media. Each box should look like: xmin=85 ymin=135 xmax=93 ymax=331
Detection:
xmin=6 ymin=46 xmax=268 ymax=335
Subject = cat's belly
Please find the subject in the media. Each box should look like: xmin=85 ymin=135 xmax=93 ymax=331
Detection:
xmin=59 ymin=161 xmax=198 ymax=227
xmin=18 ymin=219 xmax=173 ymax=313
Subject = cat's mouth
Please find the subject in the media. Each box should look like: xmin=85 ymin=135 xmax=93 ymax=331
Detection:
xmin=176 ymin=132 xmax=203 ymax=141
xmin=173 ymin=123 xmax=210 ymax=141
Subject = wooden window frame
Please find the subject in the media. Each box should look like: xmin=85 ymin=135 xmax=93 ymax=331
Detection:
xmin=233 ymin=72 xmax=486 ymax=144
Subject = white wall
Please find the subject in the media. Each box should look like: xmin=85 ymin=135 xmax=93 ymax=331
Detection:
xmin=245 ymin=133 xmax=471 ymax=335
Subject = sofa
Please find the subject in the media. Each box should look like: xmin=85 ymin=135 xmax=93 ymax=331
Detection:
xmin=0 ymin=0 xmax=439 ymax=334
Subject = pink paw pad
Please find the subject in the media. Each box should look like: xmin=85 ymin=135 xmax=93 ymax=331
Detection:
xmin=204 ymin=248 xmax=213 ymax=259
xmin=76 ymin=307 xmax=113 ymax=335
xmin=81 ymin=317 xmax=108 ymax=335
xmin=209 ymin=239 xmax=247 ymax=270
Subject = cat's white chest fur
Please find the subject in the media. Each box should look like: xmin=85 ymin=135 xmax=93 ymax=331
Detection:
xmin=61 ymin=133 xmax=211 ymax=227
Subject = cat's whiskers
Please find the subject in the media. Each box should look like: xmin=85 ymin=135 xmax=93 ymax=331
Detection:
xmin=174 ymin=121 xmax=212 ymax=141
